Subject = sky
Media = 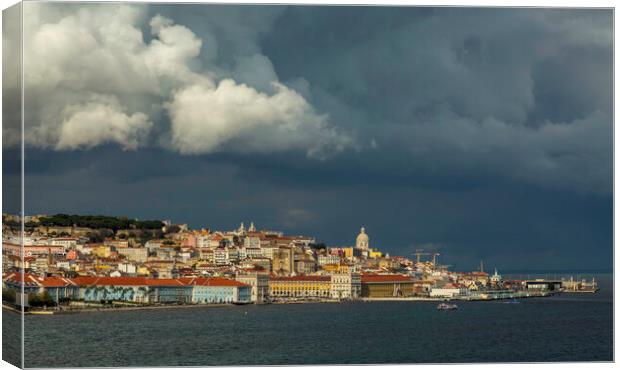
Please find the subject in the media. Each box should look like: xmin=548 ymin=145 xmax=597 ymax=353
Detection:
xmin=2 ymin=3 xmax=613 ymax=271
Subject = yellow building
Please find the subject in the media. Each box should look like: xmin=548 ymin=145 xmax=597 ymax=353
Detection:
xmin=92 ymin=245 xmax=112 ymax=258
xmin=369 ymin=249 xmax=383 ymax=259
xmin=378 ymin=258 xmax=400 ymax=270
xmin=342 ymin=247 xmax=354 ymax=259
xmin=269 ymin=275 xmax=331 ymax=299
xmin=361 ymin=274 xmax=415 ymax=297
xmin=137 ymin=265 xmax=151 ymax=276
xmin=322 ymin=263 xmax=354 ymax=274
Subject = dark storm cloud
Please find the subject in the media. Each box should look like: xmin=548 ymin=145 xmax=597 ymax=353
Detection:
xmin=5 ymin=5 xmax=613 ymax=271
xmin=262 ymin=7 xmax=612 ymax=194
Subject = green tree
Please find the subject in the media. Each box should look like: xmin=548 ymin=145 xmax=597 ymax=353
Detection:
xmin=2 ymin=289 xmax=16 ymax=303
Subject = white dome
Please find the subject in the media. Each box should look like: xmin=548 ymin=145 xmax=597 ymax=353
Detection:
xmin=356 ymin=227 xmax=369 ymax=249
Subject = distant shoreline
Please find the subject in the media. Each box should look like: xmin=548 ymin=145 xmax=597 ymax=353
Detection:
xmin=3 ymin=292 xmax=560 ymax=315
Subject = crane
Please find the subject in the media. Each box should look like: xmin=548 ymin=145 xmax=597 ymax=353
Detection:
xmin=413 ymin=249 xmax=430 ymax=263
xmin=432 ymin=253 xmax=440 ymax=267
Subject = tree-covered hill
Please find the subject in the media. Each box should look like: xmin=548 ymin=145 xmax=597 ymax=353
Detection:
xmin=38 ymin=214 xmax=164 ymax=230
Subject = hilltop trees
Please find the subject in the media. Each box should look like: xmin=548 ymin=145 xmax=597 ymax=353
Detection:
xmin=38 ymin=214 xmax=164 ymax=231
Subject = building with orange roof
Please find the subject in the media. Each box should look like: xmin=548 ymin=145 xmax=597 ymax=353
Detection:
xmin=3 ymin=274 xmax=253 ymax=305
xmin=360 ymin=274 xmax=416 ymax=298
xmin=183 ymin=276 xmax=251 ymax=304
xmin=269 ymin=275 xmax=331 ymax=300
xmin=3 ymin=272 xmax=77 ymax=304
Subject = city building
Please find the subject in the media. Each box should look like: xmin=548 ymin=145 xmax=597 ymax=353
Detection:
xmin=361 ymin=274 xmax=415 ymax=297
xmin=269 ymin=275 xmax=331 ymax=299
xmin=330 ymin=270 xmax=361 ymax=300
xmin=235 ymin=270 xmax=270 ymax=303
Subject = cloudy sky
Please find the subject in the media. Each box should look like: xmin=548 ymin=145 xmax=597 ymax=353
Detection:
xmin=3 ymin=3 xmax=613 ymax=271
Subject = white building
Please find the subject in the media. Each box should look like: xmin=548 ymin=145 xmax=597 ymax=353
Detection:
xmin=330 ymin=272 xmax=361 ymax=300
xmin=196 ymin=235 xmax=211 ymax=249
xmin=240 ymin=247 xmax=262 ymax=260
xmin=118 ymin=262 xmax=137 ymax=274
xmin=51 ymin=237 xmax=78 ymax=248
xmin=214 ymin=249 xmax=227 ymax=265
xmin=260 ymin=246 xmax=279 ymax=260
xmin=430 ymin=286 xmax=468 ymax=298
xmin=318 ymin=255 xmax=341 ymax=266
xmin=244 ymin=236 xmax=261 ymax=249
xmin=145 ymin=240 xmax=163 ymax=252
xmin=118 ymin=247 xmax=148 ymax=263
xmin=235 ymin=271 xmax=270 ymax=303
xmin=490 ymin=268 xmax=502 ymax=286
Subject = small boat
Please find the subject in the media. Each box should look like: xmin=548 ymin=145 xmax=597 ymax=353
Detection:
xmin=437 ymin=303 xmax=458 ymax=310
xmin=504 ymin=299 xmax=520 ymax=304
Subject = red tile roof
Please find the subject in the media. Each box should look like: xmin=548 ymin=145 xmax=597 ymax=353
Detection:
xmin=180 ymin=277 xmax=249 ymax=287
xmin=3 ymin=273 xmax=74 ymax=287
xmin=4 ymin=273 xmax=251 ymax=288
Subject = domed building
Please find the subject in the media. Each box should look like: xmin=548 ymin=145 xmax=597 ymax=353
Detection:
xmin=355 ymin=227 xmax=369 ymax=250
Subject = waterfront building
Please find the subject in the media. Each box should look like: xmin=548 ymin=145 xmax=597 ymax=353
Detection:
xmin=360 ymin=274 xmax=416 ymax=298
xmin=3 ymin=273 xmax=78 ymax=303
xmin=490 ymin=268 xmax=502 ymax=286
xmin=412 ymin=280 xmax=433 ymax=294
xmin=235 ymin=270 xmax=270 ymax=303
xmin=269 ymin=275 xmax=331 ymax=299
xmin=430 ymin=283 xmax=468 ymax=298
xmin=468 ymin=271 xmax=490 ymax=286
xmin=523 ymin=279 xmax=562 ymax=291
xmin=183 ymin=276 xmax=251 ymax=304
xmin=3 ymin=275 xmax=250 ymax=305
xmin=154 ymin=279 xmax=193 ymax=303
xmin=330 ymin=271 xmax=361 ymax=300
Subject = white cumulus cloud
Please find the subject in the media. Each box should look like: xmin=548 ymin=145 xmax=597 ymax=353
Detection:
xmin=6 ymin=3 xmax=351 ymax=159
xmin=55 ymin=96 xmax=153 ymax=151
xmin=166 ymin=80 xmax=351 ymax=159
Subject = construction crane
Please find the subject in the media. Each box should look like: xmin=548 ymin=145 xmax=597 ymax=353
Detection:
xmin=432 ymin=253 xmax=440 ymax=267
xmin=413 ymin=249 xmax=430 ymax=263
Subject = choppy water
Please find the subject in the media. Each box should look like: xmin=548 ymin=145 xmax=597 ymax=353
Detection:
xmin=3 ymin=274 xmax=613 ymax=367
